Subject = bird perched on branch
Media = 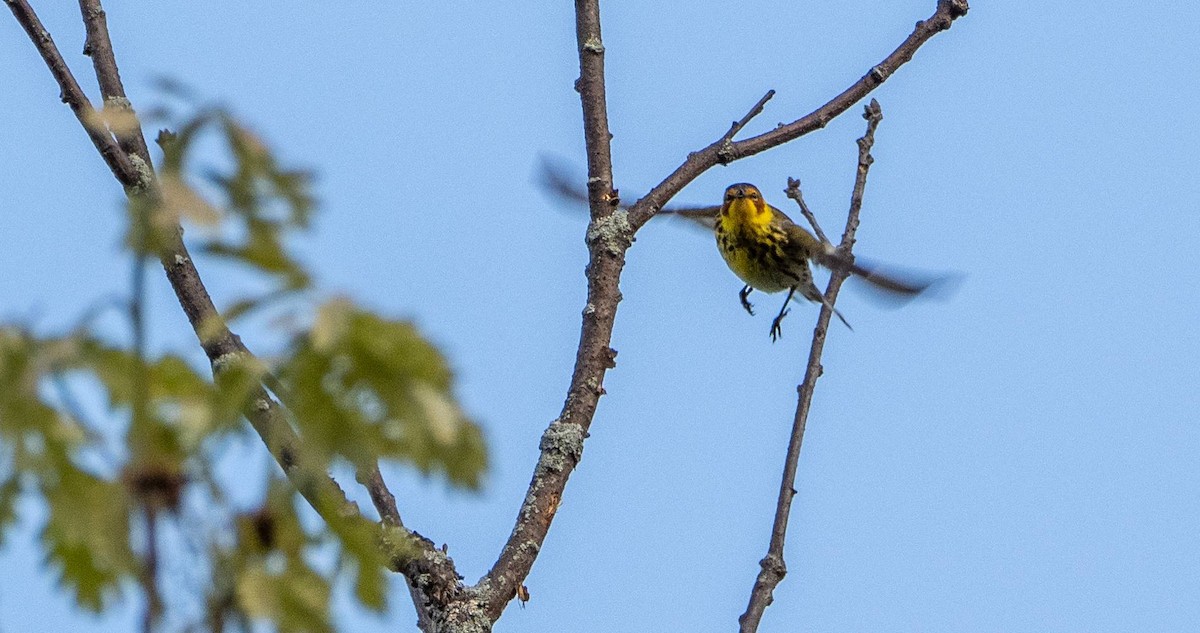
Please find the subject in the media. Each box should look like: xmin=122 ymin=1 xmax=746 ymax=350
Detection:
xmin=540 ymin=161 xmax=940 ymax=340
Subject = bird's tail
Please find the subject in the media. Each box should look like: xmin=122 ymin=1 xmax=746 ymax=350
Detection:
xmin=794 ymin=282 xmax=854 ymax=331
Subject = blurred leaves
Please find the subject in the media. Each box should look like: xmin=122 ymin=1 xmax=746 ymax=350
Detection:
xmin=281 ymin=299 xmax=486 ymax=487
xmin=152 ymin=106 xmax=315 ymax=319
xmin=2 ymin=90 xmax=488 ymax=630
xmin=42 ymin=468 xmax=136 ymax=611
xmin=79 ymin=339 xmax=252 ymax=451
xmin=328 ymin=510 xmax=390 ymax=613
xmin=228 ymin=479 xmax=335 ymax=633
xmin=0 ymin=327 xmax=137 ymax=610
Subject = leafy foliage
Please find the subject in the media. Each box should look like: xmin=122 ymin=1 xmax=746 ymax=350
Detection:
xmin=230 ymin=480 xmax=335 ymax=633
xmin=0 ymin=328 xmax=138 ymax=610
xmin=41 ymin=467 xmax=137 ymax=611
xmin=155 ymin=108 xmax=315 ymax=319
xmin=1 ymin=96 xmax=487 ymax=630
xmin=281 ymin=299 xmax=487 ymax=487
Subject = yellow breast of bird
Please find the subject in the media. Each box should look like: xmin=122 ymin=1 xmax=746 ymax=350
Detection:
xmin=714 ymin=217 xmax=801 ymax=294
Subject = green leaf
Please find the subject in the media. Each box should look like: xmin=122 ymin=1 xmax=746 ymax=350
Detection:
xmin=201 ymin=220 xmax=311 ymax=290
xmin=155 ymin=104 xmax=316 ymax=296
xmin=218 ymin=115 xmax=315 ymax=227
xmin=0 ymin=329 xmax=90 ymax=475
xmin=41 ymin=467 xmax=136 ymax=612
xmin=235 ymin=562 xmax=333 ymax=633
xmin=0 ymin=329 xmax=54 ymax=440
xmin=73 ymin=340 xmax=251 ymax=451
xmin=276 ymin=563 xmax=334 ymax=633
xmin=353 ymin=560 xmax=388 ymax=613
xmin=327 ymin=513 xmax=388 ymax=613
xmin=278 ymin=299 xmax=487 ymax=487
xmin=233 ymin=480 xmax=335 ymax=633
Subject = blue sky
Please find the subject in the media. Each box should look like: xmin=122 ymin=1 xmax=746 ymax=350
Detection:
xmin=3 ymin=1 xmax=1200 ymax=631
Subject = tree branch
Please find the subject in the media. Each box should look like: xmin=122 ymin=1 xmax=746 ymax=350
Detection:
xmin=784 ymin=177 xmax=831 ymax=246
xmin=5 ymin=0 xmax=137 ymax=186
xmin=77 ymin=0 xmax=153 ymax=166
xmin=478 ymin=1 xmax=965 ymax=622
xmin=140 ymin=506 xmax=163 ymax=633
xmin=627 ymin=0 xmax=967 ymax=230
xmin=718 ymin=89 xmax=775 ymax=157
xmin=8 ymin=1 xmax=462 ymax=624
xmin=739 ymin=100 xmax=885 ymax=632
xmin=478 ymin=0 xmax=628 ymax=619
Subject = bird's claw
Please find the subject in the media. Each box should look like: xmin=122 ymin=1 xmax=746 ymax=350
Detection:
xmin=769 ymin=308 xmax=790 ymax=342
xmin=739 ymin=285 xmax=755 ymax=316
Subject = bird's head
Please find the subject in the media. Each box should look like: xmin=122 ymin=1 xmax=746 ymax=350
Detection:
xmin=722 ymin=183 xmax=769 ymax=224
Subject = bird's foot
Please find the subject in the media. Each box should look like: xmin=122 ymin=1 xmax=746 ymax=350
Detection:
xmin=770 ymin=309 xmax=790 ymax=342
xmin=739 ymin=285 xmax=755 ymax=316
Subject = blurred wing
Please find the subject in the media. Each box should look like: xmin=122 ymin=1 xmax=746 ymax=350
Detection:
xmin=539 ymin=157 xmax=594 ymax=208
xmin=538 ymin=156 xmax=719 ymax=231
xmin=816 ymin=249 xmax=947 ymax=302
xmin=657 ymin=205 xmax=719 ymax=231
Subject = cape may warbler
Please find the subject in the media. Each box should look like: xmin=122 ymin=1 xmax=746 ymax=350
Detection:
xmin=712 ymin=183 xmax=930 ymax=340
xmin=539 ymin=161 xmax=936 ymax=340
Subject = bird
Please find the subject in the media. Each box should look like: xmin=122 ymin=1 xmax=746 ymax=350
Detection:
xmin=712 ymin=182 xmax=933 ymax=340
xmin=539 ymin=160 xmax=939 ymax=340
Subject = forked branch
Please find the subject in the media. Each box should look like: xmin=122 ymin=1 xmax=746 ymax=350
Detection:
xmin=627 ymin=0 xmax=967 ymax=230
xmin=480 ymin=0 xmax=965 ymax=622
xmin=739 ymin=100 xmax=885 ymax=632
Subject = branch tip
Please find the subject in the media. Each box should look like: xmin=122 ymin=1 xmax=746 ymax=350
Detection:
xmin=722 ymin=89 xmax=777 ymax=144
xmin=942 ymin=0 xmax=970 ymax=19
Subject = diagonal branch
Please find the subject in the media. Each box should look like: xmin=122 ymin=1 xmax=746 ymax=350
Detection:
xmin=627 ymin=0 xmax=967 ymax=230
xmin=5 ymin=0 xmax=137 ymax=186
xmin=8 ymin=0 xmax=461 ymax=620
xmin=785 ymin=177 xmax=831 ymax=246
xmin=738 ymin=99 xmax=885 ymax=633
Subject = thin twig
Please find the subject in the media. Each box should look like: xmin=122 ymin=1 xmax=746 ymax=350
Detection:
xmin=352 ymin=462 xmax=436 ymax=631
xmin=140 ymin=506 xmax=163 ymax=633
xmin=739 ymin=99 xmax=884 ymax=633
xmin=575 ymin=1 xmax=618 ymax=216
xmin=719 ymin=90 xmax=776 ymax=157
xmin=359 ymin=465 xmax=403 ymax=528
xmin=262 ymin=368 xmax=409 ymax=531
xmin=784 ymin=177 xmax=831 ymax=245
xmin=627 ymin=0 xmax=967 ymax=230
xmin=78 ymin=0 xmax=153 ymax=165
